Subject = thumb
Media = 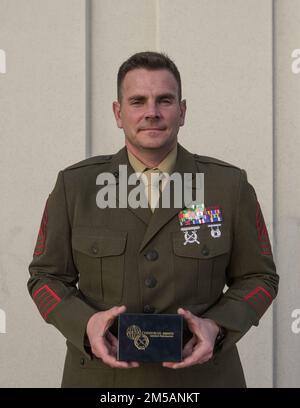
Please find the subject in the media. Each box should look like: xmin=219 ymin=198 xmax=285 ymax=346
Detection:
xmin=107 ymin=305 xmax=127 ymax=319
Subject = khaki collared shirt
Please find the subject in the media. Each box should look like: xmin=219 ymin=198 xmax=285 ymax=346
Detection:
xmin=127 ymin=144 xmax=177 ymax=211
xmin=127 ymin=143 xmax=177 ymax=174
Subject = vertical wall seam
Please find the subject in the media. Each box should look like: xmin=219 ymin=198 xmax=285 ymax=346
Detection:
xmin=272 ymin=0 xmax=278 ymax=389
xmin=85 ymin=0 xmax=92 ymax=158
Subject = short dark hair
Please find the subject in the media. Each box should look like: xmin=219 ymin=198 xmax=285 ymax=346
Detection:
xmin=117 ymin=51 xmax=182 ymax=102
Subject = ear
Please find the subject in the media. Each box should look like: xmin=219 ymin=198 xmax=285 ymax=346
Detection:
xmin=179 ymin=99 xmax=187 ymax=127
xmin=112 ymin=101 xmax=123 ymax=129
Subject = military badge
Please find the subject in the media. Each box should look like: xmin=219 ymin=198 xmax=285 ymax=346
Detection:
xmin=178 ymin=204 xmax=223 ymax=244
xmin=208 ymin=223 xmax=222 ymax=238
xmin=181 ymin=226 xmax=200 ymax=245
xmin=178 ymin=204 xmax=206 ymax=227
xmin=178 ymin=204 xmax=205 ymax=245
xmin=206 ymin=206 xmax=223 ymax=238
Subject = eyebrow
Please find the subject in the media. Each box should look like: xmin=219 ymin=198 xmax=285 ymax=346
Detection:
xmin=157 ymin=93 xmax=176 ymax=100
xmin=128 ymin=93 xmax=176 ymax=102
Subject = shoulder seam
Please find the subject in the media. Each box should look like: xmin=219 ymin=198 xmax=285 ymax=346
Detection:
xmin=63 ymin=155 xmax=113 ymax=171
xmin=193 ymin=154 xmax=241 ymax=170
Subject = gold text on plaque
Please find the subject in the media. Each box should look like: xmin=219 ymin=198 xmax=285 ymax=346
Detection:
xmin=126 ymin=325 xmax=175 ymax=350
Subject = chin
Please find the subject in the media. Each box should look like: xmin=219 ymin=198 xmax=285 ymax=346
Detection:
xmin=139 ymin=140 xmax=169 ymax=150
xmin=138 ymin=136 xmax=174 ymax=149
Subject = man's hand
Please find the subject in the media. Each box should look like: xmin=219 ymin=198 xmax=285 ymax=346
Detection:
xmin=162 ymin=308 xmax=220 ymax=369
xmin=86 ymin=305 xmax=140 ymax=369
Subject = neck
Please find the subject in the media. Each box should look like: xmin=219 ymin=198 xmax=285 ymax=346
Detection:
xmin=125 ymin=140 xmax=177 ymax=168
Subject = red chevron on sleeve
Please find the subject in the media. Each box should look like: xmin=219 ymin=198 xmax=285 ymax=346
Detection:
xmin=256 ymin=202 xmax=272 ymax=255
xmin=33 ymin=284 xmax=61 ymax=320
xmin=34 ymin=201 xmax=48 ymax=256
xmin=244 ymin=286 xmax=272 ymax=313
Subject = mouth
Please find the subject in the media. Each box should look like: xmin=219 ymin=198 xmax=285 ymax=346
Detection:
xmin=139 ymin=128 xmax=165 ymax=131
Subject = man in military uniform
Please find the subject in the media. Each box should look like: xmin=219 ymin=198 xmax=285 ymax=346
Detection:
xmin=28 ymin=51 xmax=279 ymax=388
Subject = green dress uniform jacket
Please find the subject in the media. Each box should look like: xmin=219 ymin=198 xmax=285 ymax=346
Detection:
xmin=28 ymin=143 xmax=279 ymax=388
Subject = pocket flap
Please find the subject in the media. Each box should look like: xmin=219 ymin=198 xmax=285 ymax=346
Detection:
xmin=72 ymin=227 xmax=127 ymax=258
xmin=172 ymin=229 xmax=230 ymax=259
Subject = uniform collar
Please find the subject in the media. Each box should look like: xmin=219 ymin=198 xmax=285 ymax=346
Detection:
xmin=127 ymin=144 xmax=178 ymax=175
xmin=110 ymin=142 xmax=197 ymax=178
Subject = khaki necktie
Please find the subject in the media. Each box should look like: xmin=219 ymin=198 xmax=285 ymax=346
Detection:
xmin=142 ymin=168 xmax=164 ymax=212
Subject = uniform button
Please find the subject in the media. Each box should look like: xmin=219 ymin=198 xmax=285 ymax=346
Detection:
xmin=80 ymin=357 xmax=85 ymax=366
xmin=113 ymin=171 xmax=119 ymax=178
xmin=145 ymin=277 xmax=157 ymax=288
xmin=91 ymin=246 xmax=99 ymax=255
xmin=143 ymin=305 xmax=155 ymax=313
xmin=144 ymin=249 xmax=159 ymax=261
xmin=201 ymin=245 xmax=210 ymax=256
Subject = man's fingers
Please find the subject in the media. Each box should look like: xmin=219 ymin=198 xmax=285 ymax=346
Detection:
xmin=166 ymin=351 xmax=199 ymax=368
xmin=107 ymin=305 xmax=127 ymax=319
xmin=106 ymin=334 xmax=118 ymax=355
xmin=91 ymin=335 xmax=108 ymax=358
xmin=99 ymin=343 xmax=140 ymax=369
xmin=91 ymin=329 xmax=140 ymax=369
xmin=178 ymin=308 xmax=203 ymax=337
xmin=101 ymin=354 xmax=139 ymax=369
xmin=101 ymin=306 xmax=127 ymax=334
xmin=106 ymin=330 xmax=118 ymax=348
xmin=177 ymin=308 xmax=197 ymax=322
xmin=182 ymin=335 xmax=197 ymax=358
xmin=163 ymin=353 xmax=207 ymax=369
xmin=177 ymin=308 xmax=197 ymax=327
xmin=163 ymin=339 xmax=213 ymax=369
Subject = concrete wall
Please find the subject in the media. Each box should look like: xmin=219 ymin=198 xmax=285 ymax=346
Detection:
xmin=0 ymin=0 xmax=86 ymax=387
xmin=0 ymin=0 xmax=298 ymax=387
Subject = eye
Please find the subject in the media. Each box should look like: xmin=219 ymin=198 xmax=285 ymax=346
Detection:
xmin=160 ymin=98 xmax=171 ymax=104
xmin=131 ymin=100 xmax=143 ymax=105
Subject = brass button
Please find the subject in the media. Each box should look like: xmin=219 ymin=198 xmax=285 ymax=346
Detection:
xmin=80 ymin=357 xmax=85 ymax=366
xmin=143 ymin=305 xmax=155 ymax=313
xmin=145 ymin=277 xmax=157 ymax=288
xmin=91 ymin=246 xmax=99 ymax=255
xmin=201 ymin=245 xmax=210 ymax=256
xmin=144 ymin=249 xmax=159 ymax=261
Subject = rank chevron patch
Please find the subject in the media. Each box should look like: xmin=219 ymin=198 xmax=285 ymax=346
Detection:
xmin=256 ymin=202 xmax=272 ymax=255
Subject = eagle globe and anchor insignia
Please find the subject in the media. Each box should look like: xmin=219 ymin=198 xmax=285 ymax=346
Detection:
xmin=126 ymin=325 xmax=150 ymax=350
xmin=118 ymin=314 xmax=182 ymax=361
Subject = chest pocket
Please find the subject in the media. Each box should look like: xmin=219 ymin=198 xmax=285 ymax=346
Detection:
xmin=72 ymin=228 xmax=127 ymax=305
xmin=172 ymin=228 xmax=230 ymax=305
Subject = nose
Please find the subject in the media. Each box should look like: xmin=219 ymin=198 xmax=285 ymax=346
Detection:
xmin=144 ymin=103 xmax=161 ymax=120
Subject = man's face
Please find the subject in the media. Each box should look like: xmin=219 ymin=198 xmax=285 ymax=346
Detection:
xmin=113 ymin=68 xmax=186 ymax=153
